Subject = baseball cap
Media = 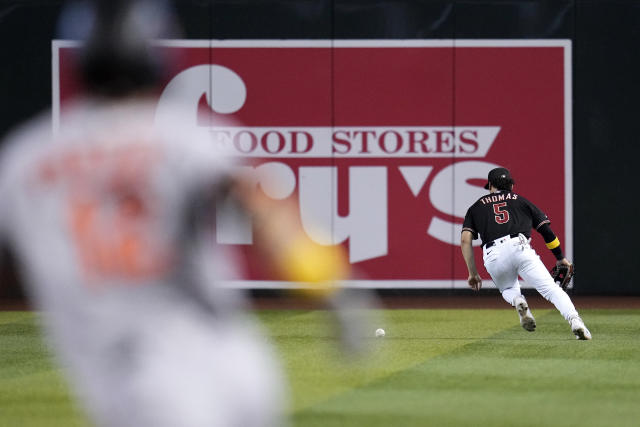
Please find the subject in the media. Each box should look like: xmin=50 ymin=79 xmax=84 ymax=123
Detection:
xmin=484 ymin=167 xmax=513 ymax=190
xmin=64 ymin=0 xmax=181 ymax=98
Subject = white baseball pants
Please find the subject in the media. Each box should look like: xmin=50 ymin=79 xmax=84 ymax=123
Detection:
xmin=482 ymin=234 xmax=579 ymax=321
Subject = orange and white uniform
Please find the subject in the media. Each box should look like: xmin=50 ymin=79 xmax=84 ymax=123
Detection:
xmin=0 ymin=98 xmax=287 ymax=427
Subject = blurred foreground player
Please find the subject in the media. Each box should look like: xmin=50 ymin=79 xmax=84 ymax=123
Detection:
xmin=0 ymin=1 xmax=355 ymax=426
xmin=460 ymin=168 xmax=591 ymax=340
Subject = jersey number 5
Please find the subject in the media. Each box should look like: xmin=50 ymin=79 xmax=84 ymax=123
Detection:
xmin=493 ymin=202 xmax=510 ymax=224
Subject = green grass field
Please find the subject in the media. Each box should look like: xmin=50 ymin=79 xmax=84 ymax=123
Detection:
xmin=1 ymin=308 xmax=639 ymax=427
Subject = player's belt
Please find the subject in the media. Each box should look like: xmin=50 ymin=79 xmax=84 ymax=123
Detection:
xmin=483 ymin=233 xmax=526 ymax=249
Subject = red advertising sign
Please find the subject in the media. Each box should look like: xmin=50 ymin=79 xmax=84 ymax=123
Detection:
xmin=53 ymin=40 xmax=572 ymax=288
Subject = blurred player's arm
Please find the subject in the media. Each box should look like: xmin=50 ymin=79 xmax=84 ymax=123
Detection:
xmin=227 ymin=176 xmax=375 ymax=356
xmin=461 ymin=230 xmax=482 ymax=291
xmin=232 ymin=177 xmax=348 ymax=296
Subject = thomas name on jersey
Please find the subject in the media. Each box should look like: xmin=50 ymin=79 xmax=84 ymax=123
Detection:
xmin=479 ymin=193 xmax=519 ymax=205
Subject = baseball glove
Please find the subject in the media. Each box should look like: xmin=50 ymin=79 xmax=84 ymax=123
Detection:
xmin=551 ymin=263 xmax=575 ymax=291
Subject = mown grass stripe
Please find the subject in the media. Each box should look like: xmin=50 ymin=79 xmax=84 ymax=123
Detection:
xmin=2 ymin=308 xmax=638 ymax=427
xmin=291 ymin=309 xmax=640 ymax=427
xmin=259 ymin=308 xmax=520 ymax=412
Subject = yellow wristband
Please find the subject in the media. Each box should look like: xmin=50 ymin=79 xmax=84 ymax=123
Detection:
xmin=545 ymin=237 xmax=561 ymax=250
xmin=280 ymin=237 xmax=348 ymax=297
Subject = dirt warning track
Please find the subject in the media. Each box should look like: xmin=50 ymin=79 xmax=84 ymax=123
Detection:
xmin=2 ymin=295 xmax=640 ymax=311
xmin=249 ymin=293 xmax=640 ymax=310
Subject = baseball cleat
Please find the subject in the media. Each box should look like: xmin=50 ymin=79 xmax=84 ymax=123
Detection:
xmin=570 ymin=316 xmax=592 ymax=340
xmin=514 ymin=296 xmax=536 ymax=332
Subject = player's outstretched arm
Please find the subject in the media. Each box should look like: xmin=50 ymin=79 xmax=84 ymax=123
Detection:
xmin=461 ymin=230 xmax=482 ymax=291
xmin=536 ymin=223 xmax=568 ymax=263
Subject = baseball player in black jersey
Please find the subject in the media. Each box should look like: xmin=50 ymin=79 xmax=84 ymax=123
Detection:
xmin=461 ymin=168 xmax=591 ymax=340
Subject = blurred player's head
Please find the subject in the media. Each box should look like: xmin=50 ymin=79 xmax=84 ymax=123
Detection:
xmin=485 ymin=167 xmax=514 ymax=191
xmin=61 ymin=0 xmax=179 ymax=98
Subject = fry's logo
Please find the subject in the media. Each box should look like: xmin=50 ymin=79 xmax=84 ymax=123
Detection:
xmin=55 ymin=40 xmax=571 ymax=284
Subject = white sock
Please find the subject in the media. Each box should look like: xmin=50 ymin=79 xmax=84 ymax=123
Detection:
xmin=502 ymin=287 xmax=522 ymax=307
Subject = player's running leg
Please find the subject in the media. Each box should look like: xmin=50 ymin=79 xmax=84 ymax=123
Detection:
xmin=516 ymin=248 xmax=591 ymax=340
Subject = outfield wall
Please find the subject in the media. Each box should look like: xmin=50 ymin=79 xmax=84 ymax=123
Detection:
xmin=1 ymin=1 xmax=639 ymax=295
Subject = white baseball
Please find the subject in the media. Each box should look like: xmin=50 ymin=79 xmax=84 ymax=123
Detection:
xmin=375 ymin=328 xmax=385 ymax=338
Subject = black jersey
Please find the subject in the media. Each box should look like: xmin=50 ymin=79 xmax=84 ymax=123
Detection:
xmin=462 ymin=191 xmax=550 ymax=246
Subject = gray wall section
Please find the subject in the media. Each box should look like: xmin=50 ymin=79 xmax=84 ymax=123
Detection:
xmin=1 ymin=0 xmax=638 ymax=295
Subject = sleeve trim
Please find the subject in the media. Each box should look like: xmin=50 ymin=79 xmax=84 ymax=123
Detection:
xmin=462 ymin=227 xmax=477 ymax=238
xmin=535 ymin=219 xmax=551 ymax=230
